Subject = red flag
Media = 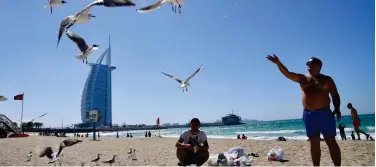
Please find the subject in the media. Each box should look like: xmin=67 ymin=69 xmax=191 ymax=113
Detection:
xmin=14 ymin=94 xmax=23 ymax=100
xmin=156 ymin=117 xmax=160 ymax=125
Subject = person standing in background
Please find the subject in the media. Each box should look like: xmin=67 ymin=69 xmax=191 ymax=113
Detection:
xmin=347 ymin=103 xmax=370 ymax=140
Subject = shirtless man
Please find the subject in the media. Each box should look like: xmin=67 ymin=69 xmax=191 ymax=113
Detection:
xmin=267 ymin=54 xmax=341 ymax=166
xmin=347 ymin=103 xmax=370 ymax=140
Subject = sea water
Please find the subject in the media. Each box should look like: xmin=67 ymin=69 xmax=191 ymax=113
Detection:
xmin=88 ymin=114 xmax=375 ymax=140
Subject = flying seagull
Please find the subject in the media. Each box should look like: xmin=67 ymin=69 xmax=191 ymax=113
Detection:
xmin=0 ymin=96 xmax=7 ymax=101
xmin=56 ymin=0 xmax=135 ymax=48
xmin=86 ymin=0 xmax=136 ymax=7
xmin=137 ymin=0 xmax=184 ymax=14
xmin=44 ymin=0 xmax=67 ymax=14
xmin=66 ymin=30 xmax=99 ymax=64
xmin=39 ymin=139 xmax=83 ymax=165
xmin=39 ymin=147 xmax=61 ymax=166
xmin=161 ymin=65 xmax=203 ymax=92
xmin=56 ymin=6 xmax=97 ymax=49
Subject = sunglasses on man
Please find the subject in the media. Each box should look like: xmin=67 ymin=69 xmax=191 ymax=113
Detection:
xmin=306 ymin=59 xmax=321 ymax=66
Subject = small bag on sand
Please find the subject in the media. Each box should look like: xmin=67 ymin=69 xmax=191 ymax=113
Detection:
xmin=228 ymin=147 xmax=246 ymax=157
xmin=234 ymin=155 xmax=252 ymax=166
xmin=208 ymin=154 xmax=220 ymax=166
xmin=267 ymin=147 xmax=284 ymax=161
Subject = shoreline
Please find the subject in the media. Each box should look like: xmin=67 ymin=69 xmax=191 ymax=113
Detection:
xmin=30 ymin=131 xmax=376 ymax=141
xmin=0 ymin=136 xmax=374 ymax=166
xmin=61 ymin=129 xmax=375 ymax=141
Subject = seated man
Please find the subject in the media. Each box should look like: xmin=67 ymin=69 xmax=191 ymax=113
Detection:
xmin=176 ymin=118 xmax=209 ymax=166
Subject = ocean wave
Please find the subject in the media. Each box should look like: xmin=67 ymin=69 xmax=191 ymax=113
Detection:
xmin=68 ymin=132 xmax=375 ymax=141
xmin=366 ymin=126 xmax=375 ymax=131
xmin=336 ymin=128 xmax=354 ymax=133
xmin=162 ymin=134 xmax=307 ymax=140
xmin=235 ymin=130 xmax=305 ymax=134
xmin=161 ymin=133 xmax=375 ymax=141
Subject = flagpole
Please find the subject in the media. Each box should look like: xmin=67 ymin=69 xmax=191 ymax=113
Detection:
xmin=157 ymin=117 xmax=161 ymax=137
xmin=20 ymin=92 xmax=24 ymax=133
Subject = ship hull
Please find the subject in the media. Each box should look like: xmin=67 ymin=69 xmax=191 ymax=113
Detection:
xmin=222 ymin=122 xmax=245 ymax=126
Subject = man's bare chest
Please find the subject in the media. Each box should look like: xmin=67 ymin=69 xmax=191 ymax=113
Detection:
xmin=301 ymin=76 xmax=329 ymax=91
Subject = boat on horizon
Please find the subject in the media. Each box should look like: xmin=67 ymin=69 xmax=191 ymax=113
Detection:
xmin=221 ymin=110 xmax=245 ymax=125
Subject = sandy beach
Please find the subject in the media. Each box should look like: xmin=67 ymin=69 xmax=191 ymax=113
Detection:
xmin=0 ymin=136 xmax=374 ymax=166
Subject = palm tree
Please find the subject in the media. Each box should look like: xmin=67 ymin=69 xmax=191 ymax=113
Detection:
xmin=21 ymin=122 xmax=34 ymax=130
xmin=33 ymin=122 xmax=44 ymax=128
xmin=38 ymin=122 xmax=43 ymax=128
xmin=26 ymin=122 xmax=34 ymax=128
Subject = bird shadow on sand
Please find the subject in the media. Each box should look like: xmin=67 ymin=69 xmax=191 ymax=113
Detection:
xmin=279 ymin=159 xmax=290 ymax=163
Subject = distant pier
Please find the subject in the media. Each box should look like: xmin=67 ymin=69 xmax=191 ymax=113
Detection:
xmin=23 ymin=122 xmax=240 ymax=134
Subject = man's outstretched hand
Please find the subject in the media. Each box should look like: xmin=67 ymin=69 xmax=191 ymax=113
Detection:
xmin=266 ymin=54 xmax=280 ymax=64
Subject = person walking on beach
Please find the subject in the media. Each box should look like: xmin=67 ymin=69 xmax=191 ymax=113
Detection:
xmin=347 ymin=103 xmax=370 ymax=140
xmin=338 ymin=123 xmax=346 ymax=140
xmin=175 ymin=118 xmax=209 ymax=166
xmin=267 ymin=55 xmax=341 ymax=166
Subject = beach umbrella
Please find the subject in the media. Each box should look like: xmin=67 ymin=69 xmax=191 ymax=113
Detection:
xmin=0 ymin=96 xmax=7 ymax=101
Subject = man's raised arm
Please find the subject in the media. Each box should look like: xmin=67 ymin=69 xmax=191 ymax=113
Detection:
xmin=267 ymin=54 xmax=304 ymax=83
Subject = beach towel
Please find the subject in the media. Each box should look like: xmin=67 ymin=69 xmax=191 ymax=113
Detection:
xmin=208 ymin=147 xmax=252 ymax=166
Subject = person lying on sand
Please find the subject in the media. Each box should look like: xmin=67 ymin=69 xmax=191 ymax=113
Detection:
xmin=175 ymin=118 xmax=209 ymax=166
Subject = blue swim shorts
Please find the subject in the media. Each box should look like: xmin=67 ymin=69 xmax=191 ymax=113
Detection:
xmin=302 ymin=109 xmax=336 ymax=137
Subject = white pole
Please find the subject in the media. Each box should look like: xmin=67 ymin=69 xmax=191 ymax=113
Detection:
xmin=20 ymin=92 xmax=24 ymax=133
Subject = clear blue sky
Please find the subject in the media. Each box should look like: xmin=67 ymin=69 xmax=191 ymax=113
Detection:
xmin=0 ymin=0 xmax=374 ymax=127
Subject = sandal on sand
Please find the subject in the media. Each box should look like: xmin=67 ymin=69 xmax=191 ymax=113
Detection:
xmin=250 ymin=153 xmax=259 ymax=157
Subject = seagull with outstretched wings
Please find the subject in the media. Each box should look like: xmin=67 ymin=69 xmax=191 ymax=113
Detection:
xmin=161 ymin=65 xmax=203 ymax=92
xmin=44 ymin=0 xmax=67 ymax=14
xmin=39 ymin=139 xmax=83 ymax=166
xmin=137 ymin=0 xmax=184 ymax=14
xmin=66 ymin=30 xmax=99 ymax=64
